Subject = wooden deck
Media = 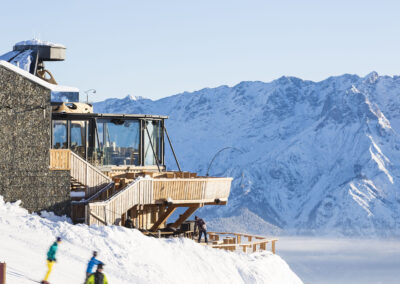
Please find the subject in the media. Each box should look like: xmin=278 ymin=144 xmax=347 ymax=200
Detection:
xmin=49 ymin=149 xmax=232 ymax=228
xmin=142 ymin=231 xmax=278 ymax=254
xmin=87 ymin=176 xmax=232 ymax=227
xmin=207 ymin=232 xmax=278 ymax=254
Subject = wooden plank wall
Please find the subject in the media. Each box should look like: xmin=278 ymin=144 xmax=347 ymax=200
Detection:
xmin=153 ymin=178 xmax=232 ymax=202
xmin=49 ymin=149 xmax=70 ymax=170
xmin=203 ymin=178 xmax=232 ymax=201
xmin=153 ymin=179 xmax=205 ymax=200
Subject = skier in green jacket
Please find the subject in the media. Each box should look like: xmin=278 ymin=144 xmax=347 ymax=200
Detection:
xmin=85 ymin=263 xmax=108 ymax=284
xmin=41 ymin=237 xmax=61 ymax=284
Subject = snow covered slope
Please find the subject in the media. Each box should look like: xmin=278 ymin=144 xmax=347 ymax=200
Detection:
xmin=94 ymin=72 xmax=400 ymax=237
xmin=0 ymin=197 xmax=301 ymax=284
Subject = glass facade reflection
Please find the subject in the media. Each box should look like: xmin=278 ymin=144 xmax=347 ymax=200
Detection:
xmin=52 ymin=120 xmax=67 ymax=149
xmin=144 ymin=120 xmax=162 ymax=166
xmin=51 ymin=115 xmax=165 ymax=167
xmin=70 ymin=121 xmax=86 ymax=159
xmin=96 ymin=118 xmax=140 ymax=166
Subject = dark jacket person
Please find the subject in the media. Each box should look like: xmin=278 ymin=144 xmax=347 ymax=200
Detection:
xmin=125 ymin=216 xmax=134 ymax=229
xmin=195 ymin=216 xmax=208 ymax=243
xmin=85 ymin=263 xmax=108 ymax=284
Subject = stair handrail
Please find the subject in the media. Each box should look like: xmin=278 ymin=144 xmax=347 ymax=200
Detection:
xmin=87 ymin=177 xmax=152 ymax=225
xmin=86 ymin=176 xmax=232 ymax=226
xmin=69 ymin=151 xmax=112 ymax=198
xmin=71 ymin=182 xmax=114 ymax=204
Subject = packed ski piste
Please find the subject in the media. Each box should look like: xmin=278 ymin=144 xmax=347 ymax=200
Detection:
xmin=0 ymin=197 xmax=302 ymax=283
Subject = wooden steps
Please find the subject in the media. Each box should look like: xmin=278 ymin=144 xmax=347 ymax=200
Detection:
xmin=70 ymin=178 xmax=86 ymax=201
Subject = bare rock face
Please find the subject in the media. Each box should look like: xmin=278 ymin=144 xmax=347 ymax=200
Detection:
xmin=94 ymin=72 xmax=400 ymax=237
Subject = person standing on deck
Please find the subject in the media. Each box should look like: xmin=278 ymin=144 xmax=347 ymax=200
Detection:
xmin=86 ymin=251 xmax=103 ymax=279
xmin=85 ymin=263 xmax=108 ymax=284
xmin=194 ymin=216 xmax=208 ymax=243
xmin=41 ymin=237 xmax=61 ymax=284
xmin=124 ymin=216 xmax=134 ymax=229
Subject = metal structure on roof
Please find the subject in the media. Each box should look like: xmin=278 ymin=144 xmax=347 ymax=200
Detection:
xmin=0 ymin=39 xmax=78 ymax=102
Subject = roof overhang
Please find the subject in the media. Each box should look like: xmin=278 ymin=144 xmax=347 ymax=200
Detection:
xmin=0 ymin=60 xmax=78 ymax=93
xmin=52 ymin=112 xmax=168 ymax=120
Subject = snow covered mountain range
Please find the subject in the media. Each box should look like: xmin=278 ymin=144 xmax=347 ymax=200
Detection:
xmin=94 ymin=72 xmax=400 ymax=237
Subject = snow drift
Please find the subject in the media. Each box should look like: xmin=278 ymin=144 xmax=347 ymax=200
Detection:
xmin=0 ymin=197 xmax=302 ymax=284
xmin=94 ymin=72 xmax=400 ymax=237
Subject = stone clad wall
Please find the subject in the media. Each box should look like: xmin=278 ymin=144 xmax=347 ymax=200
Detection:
xmin=0 ymin=65 xmax=70 ymax=215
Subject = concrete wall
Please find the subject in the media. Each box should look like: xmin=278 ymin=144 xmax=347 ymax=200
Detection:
xmin=0 ymin=65 xmax=70 ymax=215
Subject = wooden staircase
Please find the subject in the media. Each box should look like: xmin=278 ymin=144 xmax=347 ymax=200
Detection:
xmin=86 ymin=176 xmax=232 ymax=230
xmin=50 ymin=149 xmax=232 ymax=227
xmin=70 ymin=178 xmax=87 ymax=201
xmin=50 ymin=149 xmax=114 ymax=223
xmin=71 ymin=177 xmax=86 ymax=190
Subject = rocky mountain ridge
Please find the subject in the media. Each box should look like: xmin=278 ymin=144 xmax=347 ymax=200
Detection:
xmin=94 ymin=72 xmax=400 ymax=236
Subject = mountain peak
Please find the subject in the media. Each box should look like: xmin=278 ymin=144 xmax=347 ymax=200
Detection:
xmin=364 ymin=71 xmax=379 ymax=83
xmin=93 ymin=73 xmax=400 ymax=237
xmin=124 ymin=94 xmax=150 ymax=101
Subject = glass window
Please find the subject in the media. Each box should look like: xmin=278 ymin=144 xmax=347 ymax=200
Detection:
xmin=95 ymin=118 xmax=140 ymax=166
xmin=70 ymin=121 xmax=86 ymax=159
xmin=52 ymin=120 xmax=67 ymax=149
xmin=144 ymin=120 xmax=162 ymax=166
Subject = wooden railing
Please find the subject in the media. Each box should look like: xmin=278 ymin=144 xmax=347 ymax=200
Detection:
xmin=87 ymin=177 xmax=232 ymax=226
xmin=87 ymin=178 xmax=153 ymax=225
xmin=207 ymin=232 xmax=278 ymax=254
xmin=69 ymin=151 xmax=111 ymax=198
xmin=50 ymin=149 xmax=112 ymax=198
xmin=153 ymin=178 xmax=232 ymax=203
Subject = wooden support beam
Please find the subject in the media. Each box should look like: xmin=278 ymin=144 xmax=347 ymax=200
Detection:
xmin=103 ymin=207 xmax=108 ymax=225
xmin=90 ymin=211 xmax=107 ymax=225
xmin=150 ymin=205 xmax=177 ymax=231
xmin=139 ymin=210 xmax=143 ymax=229
xmin=272 ymin=240 xmax=276 ymax=254
xmin=171 ymin=206 xmax=199 ymax=229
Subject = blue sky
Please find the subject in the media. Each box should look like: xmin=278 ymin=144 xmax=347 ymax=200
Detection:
xmin=1 ymin=0 xmax=399 ymax=101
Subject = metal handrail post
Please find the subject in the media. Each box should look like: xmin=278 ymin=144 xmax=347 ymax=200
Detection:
xmin=164 ymin=127 xmax=182 ymax=172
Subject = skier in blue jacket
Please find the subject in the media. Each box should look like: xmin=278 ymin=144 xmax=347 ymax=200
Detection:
xmin=86 ymin=251 xmax=103 ymax=278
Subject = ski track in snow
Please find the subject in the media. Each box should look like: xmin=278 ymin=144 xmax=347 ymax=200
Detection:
xmin=0 ymin=197 xmax=302 ymax=284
